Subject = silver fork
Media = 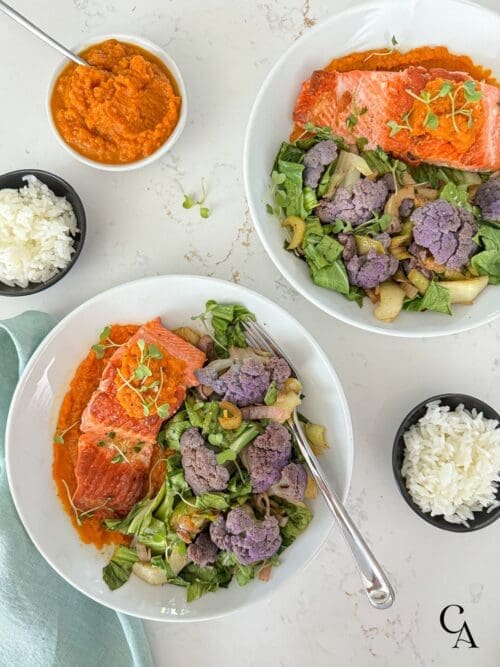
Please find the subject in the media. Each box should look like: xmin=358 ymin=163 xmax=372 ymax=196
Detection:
xmin=243 ymin=319 xmax=395 ymax=610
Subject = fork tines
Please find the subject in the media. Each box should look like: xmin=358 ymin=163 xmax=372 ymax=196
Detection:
xmin=243 ymin=319 xmax=297 ymax=376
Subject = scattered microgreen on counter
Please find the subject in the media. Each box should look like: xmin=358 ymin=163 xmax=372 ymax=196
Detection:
xmin=183 ymin=178 xmax=211 ymax=218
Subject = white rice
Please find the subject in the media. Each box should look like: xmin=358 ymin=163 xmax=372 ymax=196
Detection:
xmin=0 ymin=175 xmax=78 ymax=288
xmin=402 ymin=401 xmax=500 ymax=525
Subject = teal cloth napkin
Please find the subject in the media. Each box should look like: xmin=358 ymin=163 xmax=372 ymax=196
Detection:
xmin=0 ymin=311 xmax=154 ymax=667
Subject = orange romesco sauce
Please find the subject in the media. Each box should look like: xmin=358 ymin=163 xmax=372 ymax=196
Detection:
xmin=324 ymin=45 xmax=497 ymax=83
xmin=52 ymin=323 xmax=167 ymax=549
xmin=115 ymin=341 xmax=186 ymax=419
xmin=291 ymin=45 xmax=497 ymax=141
xmin=51 ymin=39 xmax=181 ymax=164
xmin=409 ymin=78 xmax=483 ymax=155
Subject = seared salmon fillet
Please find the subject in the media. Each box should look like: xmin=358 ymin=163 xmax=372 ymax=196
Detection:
xmin=293 ymin=66 xmax=500 ymax=171
xmin=75 ymin=318 xmax=206 ymax=515
xmin=73 ymin=433 xmax=153 ymax=515
xmin=81 ymin=318 xmax=206 ymax=442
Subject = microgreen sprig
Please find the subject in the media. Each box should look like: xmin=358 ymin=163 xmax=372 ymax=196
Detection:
xmin=346 ymin=103 xmax=368 ymax=132
xmin=183 ymin=178 xmax=211 ymax=218
xmin=61 ymin=479 xmax=110 ymax=525
xmin=364 ymin=35 xmax=398 ymax=63
xmin=116 ymin=339 xmax=170 ymax=419
xmin=387 ymin=111 xmax=413 ymax=137
xmin=388 ymin=80 xmax=483 ymax=136
xmin=54 ymin=420 xmax=80 ymax=444
xmin=353 ymin=211 xmax=392 ymax=236
xmin=91 ymin=326 xmax=121 ymax=360
xmin=109 ymin=442 xmax=130 ymax=465
xmin=449 ymin=80 xmax=483 ymax=133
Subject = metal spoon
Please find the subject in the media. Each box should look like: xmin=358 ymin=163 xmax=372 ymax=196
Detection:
xmin=0 ymin=0 xmax=88 ymax=66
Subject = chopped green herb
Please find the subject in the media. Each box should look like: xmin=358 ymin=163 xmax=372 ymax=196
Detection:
xmin=346 ymin=113 xmax=358 ymax=131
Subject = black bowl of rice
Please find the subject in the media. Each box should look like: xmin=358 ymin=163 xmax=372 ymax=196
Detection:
xmin=0 ymin=169 xmax=86 ymax=296
xmin=393 ymin=394 xmax=500 ymax=532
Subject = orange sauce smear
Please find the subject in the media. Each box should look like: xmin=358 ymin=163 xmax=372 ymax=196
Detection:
xmin=52 ymin=324 xmax=165 ymax=548
xmin=51 ymin=39 xmax=181 ymax=164
xmin=291 ymin=45 xmax=497 ymax=141
xmin=324 ymin=45 xmax=496 ymax=83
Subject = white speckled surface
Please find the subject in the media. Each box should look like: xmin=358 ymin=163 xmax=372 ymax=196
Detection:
xmin=0 ymin=1 xmax=499 ymax=665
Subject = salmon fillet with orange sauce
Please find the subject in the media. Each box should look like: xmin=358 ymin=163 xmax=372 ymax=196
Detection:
xmin=73 ymin=433 xmax=154 ymax=515
xmin=81 ymin=318 xmax=206 ymax=441
xmin=293 ymin=66 xmax=500 ymax=171
xmin=74 ymin=318 xmax=206 ymax=514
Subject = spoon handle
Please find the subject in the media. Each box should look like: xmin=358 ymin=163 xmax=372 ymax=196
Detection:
xmin=0 ymin=0 xmax=87 ymax=66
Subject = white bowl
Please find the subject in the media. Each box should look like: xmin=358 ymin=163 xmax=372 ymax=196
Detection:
xmin=6 ymin=275 xmax=353 ymax=622
xmin=46 ymin=34 xmax=187 ymax=172
xmin=244 ymin=0 xmax=500 ymax=337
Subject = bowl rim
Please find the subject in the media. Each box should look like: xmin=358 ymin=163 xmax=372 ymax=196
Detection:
xmin=242 ymin=0 xmax=500 ymax=338
xmin=392 ymin=393 xmax=500 ymax=532
xmin=0 ymin=168 xmax=86 ymax=296
xmin=46 ymin=33 xmax=187 ymax=172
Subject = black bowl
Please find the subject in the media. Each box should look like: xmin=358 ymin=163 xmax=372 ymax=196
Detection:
xmin=393 ymin=393 xmax=500 ymax=532
xmin=0 ymin=169 xmax=86 ymax=296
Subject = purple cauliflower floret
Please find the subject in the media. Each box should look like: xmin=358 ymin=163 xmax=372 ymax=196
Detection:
xmin=264 ymin=356 xmax=291 ymax=386
xmin=410 ymin=200 xmax=478 ymax=270
xmin=209 ymin=507 xmax=281 ymax=565
xmin=180 ymin=427 xmax=230 ymax=495
xmin=316 ymin=177 xmax=389 ymax=226
xmin=214 ymin=358 xmax=270 ymax=406
xmin=269 ymin=463 xmax=307 ymax=503
xmin=243 ymin=423 xmax=292 ymax=492
xmin=209 ymin=514 xmax=229 ymax=550
xmin=375 ymin=232 xmax=391 ymax=250
xmin=303 ymin=140 xmax=338 ymax=188
xmin=380 ymin=174 xmax=414 ymax=220
xmin=399 ymin=198 xmax=414 ymax=219
xmin=338 ymin=232 xmax=356 ymax=262
xmin=346 ymin=248 xmax=399 ymax=288
xmin=403 ymin=252 xmax=432 ymax=280
xmin=195 ymin=356 xmax=290 ymax=406
xmin=194 ymin=365 xmax=220 ymax=388
xmin=381 ymin=173 xmax=396 ymax=193
xmin=475 ymin=177 xmax=500 ymax=222
xmin=187 ymin=531 xmax=219 ymax=567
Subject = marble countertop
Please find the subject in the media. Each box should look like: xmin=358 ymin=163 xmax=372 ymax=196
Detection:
xmin=1 ymin=1 xmax=499 ymax=665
